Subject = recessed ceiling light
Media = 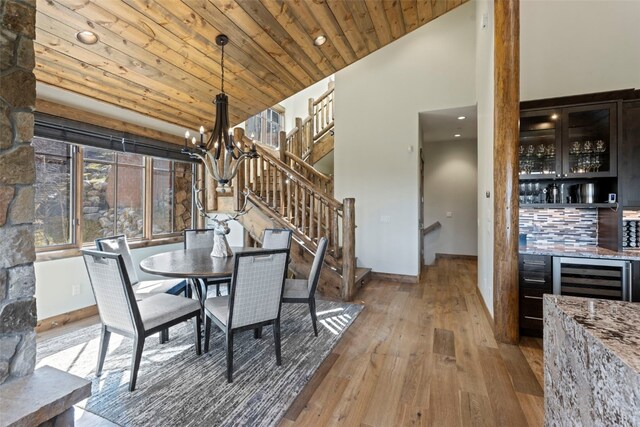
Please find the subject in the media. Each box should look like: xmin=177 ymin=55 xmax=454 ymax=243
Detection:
xmin=454 ymin=134 xmax=461 ymax=138
xmin=457 ymin=116 xmax=466 ymax=120
xmin=76 ymin=30 xmax=99 ymax=45
xmin=313 ymin=35 xmax=327 ymax=46
xmin=551 ymin=113 xmax=558 ymax=120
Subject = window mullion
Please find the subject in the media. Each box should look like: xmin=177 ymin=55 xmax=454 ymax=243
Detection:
xmin=74 ymin=145 xmax=84 ymax=248
xmin=144 ymin=157 xmax=153 ymax=240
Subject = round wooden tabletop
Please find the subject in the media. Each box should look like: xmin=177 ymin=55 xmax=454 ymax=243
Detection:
xmin=139 ymin=246 xmax=262 ymax=279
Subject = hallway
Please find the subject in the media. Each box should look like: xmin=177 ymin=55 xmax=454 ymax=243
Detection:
xmin=282 ymin=258 xmax=544 ymax=426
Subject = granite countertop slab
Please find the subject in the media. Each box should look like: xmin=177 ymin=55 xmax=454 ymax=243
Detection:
xmin=520 ymin=243 xmax=640 ymax=261
xmin=545 ymin=295 xmax=640 ymax=373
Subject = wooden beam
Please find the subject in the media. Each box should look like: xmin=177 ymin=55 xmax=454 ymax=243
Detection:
xmin=493 ymin=0 xmax=520 ymax=345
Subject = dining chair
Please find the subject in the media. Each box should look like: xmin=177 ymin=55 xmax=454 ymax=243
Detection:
xmin=82 ymin=249 xmax=201 ymax=391
xmin=203 ymin=248 xmax=289 ymax=382
xmin=262 ymin=228 xmax=293 ymax=250
xmin=95 ymin=235 xmax=189 ymax=343
xmin=95 ymin=235 xmax=188 ymax=299
xmin=184 ymin=228 xmax=230 ymax=297
xmin=282 ymin=237 xmax=328 ymax=337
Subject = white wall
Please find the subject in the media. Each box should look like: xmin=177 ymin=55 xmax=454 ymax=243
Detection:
xmin=279 ymin=76 xmax=334 ymax=133
xmin=476 ymin=0 xmax=495 ymax=317
xmin=334 ymin=2 xmax=477 ymax=276
xmin=422 ymin=138 xmax=478 ymax=265
xmin=35 ymin=243 xmax=183 ymax=319
xmin=521 ymin=0 xmax=640 ymax=101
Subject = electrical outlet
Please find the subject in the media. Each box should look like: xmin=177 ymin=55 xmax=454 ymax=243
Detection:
xmin=446 ymin=212 xmax=453 ymax=218
xmin=71 ymin=284 xmax=81 ymax=296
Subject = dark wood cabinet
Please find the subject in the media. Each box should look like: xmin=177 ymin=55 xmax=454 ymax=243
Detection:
xmin=620 ymin=100 xmax=640 ymax=208
xmin=520 ymin=102 xmax=618 ymax=180
xmin=519 ymin=254 xmax=552 ymax=337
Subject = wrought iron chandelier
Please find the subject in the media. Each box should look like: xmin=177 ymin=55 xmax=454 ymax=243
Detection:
xmin=182 ymin=34 xmax=257 ymax=193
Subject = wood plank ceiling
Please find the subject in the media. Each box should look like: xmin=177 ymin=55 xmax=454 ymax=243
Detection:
xmin=35 ymin=0 xmax=468 ymax=131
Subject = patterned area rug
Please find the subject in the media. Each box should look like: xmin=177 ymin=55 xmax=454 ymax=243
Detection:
xmin=37 ymin=300 xmax=362 ymax=427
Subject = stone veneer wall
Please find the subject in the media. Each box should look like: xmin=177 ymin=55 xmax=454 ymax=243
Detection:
xmin=519 ymin=207 xmax=598 ymax=246
xmin=0 ymin=0 xmax=37 ymax=384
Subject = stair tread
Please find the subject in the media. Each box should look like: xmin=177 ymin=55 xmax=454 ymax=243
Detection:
xmin=355 ymin=267 xmax=371 ymax=282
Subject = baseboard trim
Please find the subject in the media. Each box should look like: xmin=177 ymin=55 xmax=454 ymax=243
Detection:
xmin=371 ymin=272 xmax=419 ymax=284
xmin=435 ymin=253 xmax=478 ymax=260
xmin=36 ymin=305 xmax=98 ymax=333
xmin=475 ymin=284 xmax=494 ymax=332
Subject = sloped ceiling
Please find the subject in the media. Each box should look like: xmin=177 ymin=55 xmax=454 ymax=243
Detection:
xmin=35 ymin=0 xmax=468 ymax=129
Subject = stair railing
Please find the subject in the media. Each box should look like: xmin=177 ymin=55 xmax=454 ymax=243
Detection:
xmin=284 ymin=81 xmax=335 ymax=165
xmin=309 ymin=80 xmax=335 ymax=142
xmin=232 ymin=128 xmax=357 ymax=300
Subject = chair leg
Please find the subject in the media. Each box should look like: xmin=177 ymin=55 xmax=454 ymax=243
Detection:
xmin=159 ymin=328 xmax=169 ymax=344
xmin=226 ymin=331 xmax=234 ymax=383
xmin=194 ymin=314 xmax=202 ymax=356
xmin=96 ymin=325 xmax=111 ymax=376
xmin=129 ymin=336 xmax=145 ymax=392
xmin=253 ymin=326 xmax=263 ymax=339
xmin=309 ymin=298 xmax=318 ymax=337
xmin=274 ymin=319 xmax=282 ymax=366
xmin=216 ymin=283 xmax=221 ymax=297
xmin=204 ymin=316 xmax=211 ymax=353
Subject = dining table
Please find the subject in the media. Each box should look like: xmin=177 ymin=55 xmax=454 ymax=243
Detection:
xmin=139 ymin=246 xmax=262 ymax=299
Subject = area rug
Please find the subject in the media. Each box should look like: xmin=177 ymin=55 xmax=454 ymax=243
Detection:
xmin=36 ymin=300 xmax=362 ymax=426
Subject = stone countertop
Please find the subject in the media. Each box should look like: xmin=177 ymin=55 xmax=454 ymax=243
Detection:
xmin=545 ymin=295 xmax=640 ymax=373
xmin=520 ymin=243 xmax=640 ymax=261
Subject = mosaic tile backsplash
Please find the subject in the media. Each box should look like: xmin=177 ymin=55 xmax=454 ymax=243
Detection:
xmin=519 ymin=208 xmax=598 ymax=246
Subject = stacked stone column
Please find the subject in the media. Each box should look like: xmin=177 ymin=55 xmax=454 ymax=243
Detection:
xmin=0 ymin=0 xmax=37 ymax=384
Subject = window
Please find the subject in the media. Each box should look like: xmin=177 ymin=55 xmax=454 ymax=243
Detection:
xmin=33 ymin=137 xmax=73 ymax=248
xmin=152 ymin=159 xmax=193 ymax=236
xmin=246 ymin=107 xmax=285 ymax=148
xmin=82 ymin=148 xmax=145 ymax=243
xmin=33 ymin=136 xmax=194 ymax=251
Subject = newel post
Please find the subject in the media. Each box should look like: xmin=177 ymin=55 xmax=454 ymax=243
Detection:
xmin=278 ymin=130 xmax=287 ymax=162
xmin=341 ymin=198 xmax=356 ymax=301
xmin=233 ymin=127 xmax=245 ymax=212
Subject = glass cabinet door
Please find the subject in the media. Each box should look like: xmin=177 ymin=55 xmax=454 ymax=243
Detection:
xmin=562 ymin=103 xmax=617 ymax=178
xmin=519 ymin=109 xmax=562 ymax=179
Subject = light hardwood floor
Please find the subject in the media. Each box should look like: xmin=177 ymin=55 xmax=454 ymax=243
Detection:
xmin=37 ymin=258 xmax=543 ymax=426
xmin=280 ymin=258 xmax=544 ymax=427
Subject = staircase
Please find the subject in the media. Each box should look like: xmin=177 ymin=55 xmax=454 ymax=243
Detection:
xmin=284 ymin=81 xmax=335 ymax=174
xmin=204 ymin=82 xmax=368 ymax=301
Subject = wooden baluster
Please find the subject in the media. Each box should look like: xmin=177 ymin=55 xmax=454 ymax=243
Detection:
xmin=286 ymin=176 xmax=292 ymax=221
xmin=301 ymin=188 xmax=307 ymax=235
xmin=332 ymin=208 xmax=339 ymax=256
xmin=317 ymin=200 xmax=323 ymax=239
xmin=271 ymin=162 xmax=277 ymax=210
xmin=278 ymin=131 xmax=286 ymax=162
xmin=325 ymin=201 xmax=331 ymax=245
xmin=308 ymin=193 xmax=315 ymax=240
xmin=294 ymin=183 xmax=299 ymax=229
xmin=250 ymin=157 xmax=256 ymax=193
xmin=279 ymin=169 xmax=286 ymax=215
xmin=341 ymin=198 xmax=356 ymax=301
xmin=258 ymin=156 xmax=264 ymax=198
xmin=265 ymin=160 xmax=271 ymax=206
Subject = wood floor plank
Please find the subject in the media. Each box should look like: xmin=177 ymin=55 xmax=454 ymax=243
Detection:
xmin=460 ymin=391 xmax=495 ymax=427
xmin=516 ymin=391 xmax=545 ymax=427
xmin=433 ymin=328 xmax=456 ymax=358
xmin=477 ymin=345 xmax=529 ymax=426
xmin=498 ymin=343 xmax=544 ymax=397
xmin=519 ymin=336 xmax=544 ymax=389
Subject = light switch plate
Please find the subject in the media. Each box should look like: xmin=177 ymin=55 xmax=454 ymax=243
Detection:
xmin=380 ymin=215 xmax=391 ymax=223
xmin=446 ymin=212 xmax=453 ymax=218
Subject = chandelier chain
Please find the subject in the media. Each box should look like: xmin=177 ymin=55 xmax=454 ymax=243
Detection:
xmin=221 ymin=42 xmax=225 ymax=94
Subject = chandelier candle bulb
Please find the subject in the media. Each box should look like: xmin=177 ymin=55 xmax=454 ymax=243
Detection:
xmin=192 ymin=136 xmax=196 ymax=145
xmin=184 ymin=131 xmax=190 ymax=149
xmin=200 ymin=126 xmax=204 ymax=145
